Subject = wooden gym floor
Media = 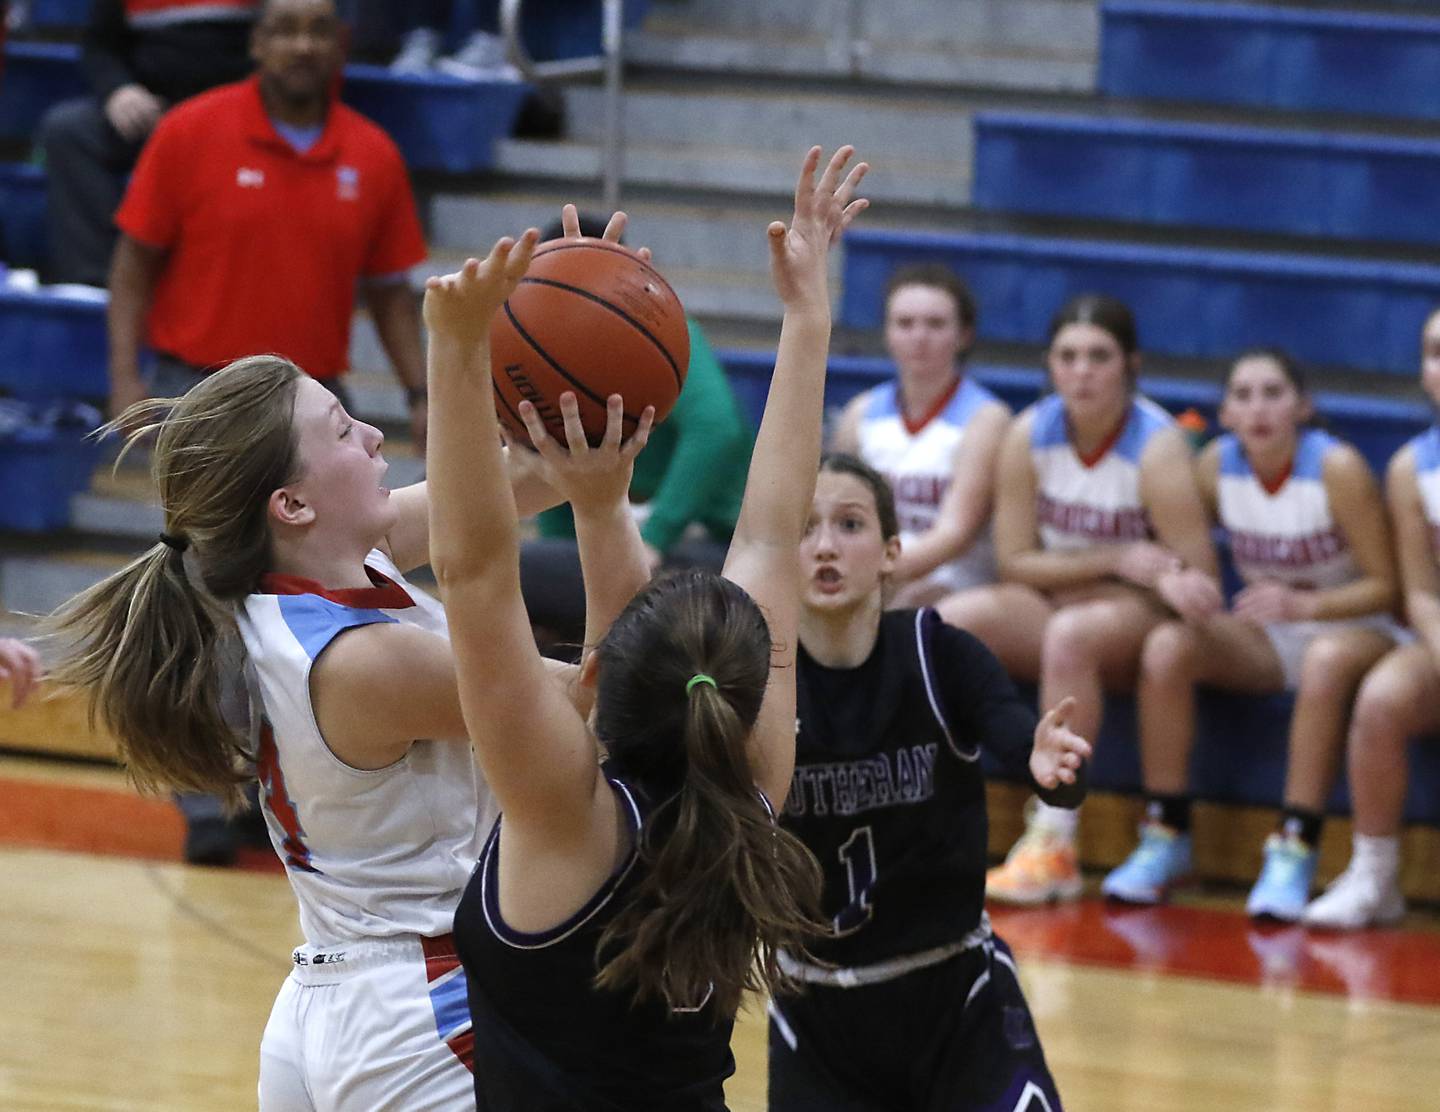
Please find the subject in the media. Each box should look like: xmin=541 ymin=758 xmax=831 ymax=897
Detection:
xmin=4 ymin=751 xmax=1440 ymax=1111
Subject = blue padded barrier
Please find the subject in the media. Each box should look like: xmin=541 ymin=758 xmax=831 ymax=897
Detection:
xmin=0 ymin=42 xmax=88 ymax=142
xmin=0 ymin=289 xmax=107 ymax=401
xmin=973 ymin=112 xmax=1440 ymax=247
xmin=511 ymin=0 xmax=650 ymax=62
xmin=841 ymin=229 xmax=1440 ymax=377
xmin=339 ymin=67 xmax=531 ymax=173
xmin=0 ymin=163 xmax=47 ymax=270
xmin=1100 ymin=2 xmax=1440 ymax=122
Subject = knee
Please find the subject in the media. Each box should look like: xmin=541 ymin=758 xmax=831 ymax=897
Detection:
xmin=1042 ymin=607 xmax=1101 ymax=669
xmin=937 ymin=587 xmax=996 ymax=632
xmin=1350 ymin=670 xmax=1416 ymax=750
xmin=1139 ymin=622 xmax=1197 ymax=681
xmin=1297 ymin=636 xmax=1371 ymax=694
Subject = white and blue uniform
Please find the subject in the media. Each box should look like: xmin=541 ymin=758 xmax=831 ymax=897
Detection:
xmin=1217 ymin=429 xmax=1406 ymax=688
xmin=855 ymin=375 xmax=1002 ymax=592
xmin=239 ymin=549 xmax=485 ymax=1111
xmin=1029 ymin=393 xmax=1172 ymax=553
xmin=1408 ymin=425 xmax=1440 ymax=560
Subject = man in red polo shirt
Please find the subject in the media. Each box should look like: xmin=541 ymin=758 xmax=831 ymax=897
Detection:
xmin=107 ymin=0 xmax=430 ymax=448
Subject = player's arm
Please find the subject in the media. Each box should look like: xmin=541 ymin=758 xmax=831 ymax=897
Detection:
xmin=1141 ymin=428 xmax=1225 ymax=622
xmin=829 ymin=391 xmax=865 ymax=455
xmin=1306 ymin=444 xmax=1398 ymax=621
xmin=891 ymin=400 xmax=1009 ymax=584
xmin=427 ymin=233 xmax=632 ymax=865
xmin=722 ymin=146 xmax=868 ymax=810
xmin=934 ymin=616 xmax=1088 ymax=807
xmin=1389 ymin=447 xmax=1440 ymax=665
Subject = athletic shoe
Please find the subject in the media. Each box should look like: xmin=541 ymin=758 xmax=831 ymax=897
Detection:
xmin=1246 ymin=834 xmax=1318 ymax=922
xmin=1302 ymin=860 xmax=1406 ymax=931
xmin=987 ymin=825 xmax=1083 ymax=905
xmin=1102 ymin=823 xmax=1192 ymax=905
xmin=436 ymin=31 xmax=521 ymax=81
xmin=390 ymin=26 xmax=441 ymax=74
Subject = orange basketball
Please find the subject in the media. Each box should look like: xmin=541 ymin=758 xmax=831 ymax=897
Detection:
xmin=488 ymin=238 xmax=690 ymax=448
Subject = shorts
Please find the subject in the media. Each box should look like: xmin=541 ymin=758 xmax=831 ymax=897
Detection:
xmin=768 ymin=934 xmax=1062 ymax=1112
xmin=259 ymin=933 xmax=475 ymax=1112
xmin=1264 ymin=615 xmax=1413 ymax=691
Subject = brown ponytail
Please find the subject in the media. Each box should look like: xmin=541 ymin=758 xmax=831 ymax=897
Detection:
xmin=46 ymin=355 xmax=303 ymax=809
xmin=592 ymin=570 xmax=825 ymax=1015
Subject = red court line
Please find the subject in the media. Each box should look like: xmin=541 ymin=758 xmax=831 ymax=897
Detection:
xmin=0 ymin=774 xmax=185 ymax=861
xmin=991 ymin=900 xmax=1440 ymax=1007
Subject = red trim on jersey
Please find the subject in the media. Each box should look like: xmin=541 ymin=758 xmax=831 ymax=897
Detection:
xmin=900 ymin=374 xmax=962 ymax=437
xmin=256 ymin=719 xmax=321 ymax=873
xmin=421 ymin=932 xmax=461 ymax=975
xmin=1073 ymin=409 xmax=1129 ymax=469
xmin=1257 ymin=456 xmax=1295 ymax=496
xmin=260 ymin=564 xmax=415 ymax=610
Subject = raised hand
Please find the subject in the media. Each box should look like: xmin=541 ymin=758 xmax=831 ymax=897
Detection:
xmin=768 ymin=145 xmax=869 ymax=310
xmin=516 ymin=392 xmax=655 ymax=518
xmin=423 ymin=230 xmax=540 ymax=351
xmin=0 ymin=638 xmax=42 ymax=710
xmin=1030 ymin=696 xmax=1093 ymax=790
xmin=557 ymin=203 xmax=653 ymax=263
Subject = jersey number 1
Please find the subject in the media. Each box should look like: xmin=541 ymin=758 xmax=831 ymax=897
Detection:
xmin=834 ymin=826 xmax=877 ymax=935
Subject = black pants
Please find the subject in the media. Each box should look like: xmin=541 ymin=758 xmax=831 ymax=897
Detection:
xmin=768 ymin=936 xmax=1063 ymax=1112
xmin=40 ymin=98 xmax=144 ymax=287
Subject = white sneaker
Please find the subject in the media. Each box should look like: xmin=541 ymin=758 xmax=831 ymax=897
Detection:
xmin=436 ymin=31 xmax=521 ymax=81
xmin=390 ymin=27 xmax=441 ymax=74
xmin=1301 ymin=861 xmax=1406 ymax=931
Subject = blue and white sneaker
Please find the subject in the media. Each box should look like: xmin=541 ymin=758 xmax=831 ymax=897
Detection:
xmin=1102 ymin=823 xmax=1192 ymax=905
xmin=1246 ymin=834 xmax=1318 ymax=922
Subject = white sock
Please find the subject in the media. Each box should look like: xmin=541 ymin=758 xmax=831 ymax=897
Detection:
xmin=1031 ymin=800 xmax=1079 ymax=842
xmin=1351 ymin=833 xmax=1400 ymax=883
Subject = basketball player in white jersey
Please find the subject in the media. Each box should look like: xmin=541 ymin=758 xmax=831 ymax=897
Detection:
xmin=47 ymin=210 xmax=655 ymax=1112
xmin=1104 ymin=349 xmax=1403 ymax=923
xmin=1305 ymin=307 xmax=1440 ymax=929
xmin=937 ymin=294 xmax=1222 ymax=905
xmin=832 ymin=264 xmax=1010 ymax=606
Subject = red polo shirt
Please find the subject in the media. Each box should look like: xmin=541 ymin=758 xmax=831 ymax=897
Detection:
xmin=115 ymin=76 xmax=427 ymax=379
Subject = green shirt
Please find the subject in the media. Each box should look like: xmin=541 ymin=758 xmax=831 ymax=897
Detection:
xmin=536 ymin=318 xmax=753 ymax=552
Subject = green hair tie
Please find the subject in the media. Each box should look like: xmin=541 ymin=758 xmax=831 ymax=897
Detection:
xmin=686 ymin=673 xmax=717 ymax=695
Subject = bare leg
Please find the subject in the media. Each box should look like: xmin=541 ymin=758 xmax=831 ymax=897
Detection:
xmin=1284 ymin=628 xmax=1397 ymax=812
xmin=1138 ymin=615 xmax=1285 ymax=795
xmin=936 ymin=583 xmax=1052 ymax=681
xmin=1347 ymin=643 xmax=1440 ymax=836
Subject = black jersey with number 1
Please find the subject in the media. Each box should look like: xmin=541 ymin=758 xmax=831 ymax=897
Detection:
xmin=785 ymin=607 xmax=1082 ymax=969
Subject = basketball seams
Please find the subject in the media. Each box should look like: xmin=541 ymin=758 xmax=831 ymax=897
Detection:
xmin=529 ymin=239 xmax=679 ymax=295
xmin=499 ymin=301 xmax=643 ymax=430
xmin=516 ymin=276 xmax=685 ymax=391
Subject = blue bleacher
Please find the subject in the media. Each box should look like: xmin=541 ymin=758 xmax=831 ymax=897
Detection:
xmin=339 ymin=67 xmax=531 ymax=174
xmin=0 ymin=288 xmax=107 ymax=401
xmin=1100 ymin=1 xmax=1440 ymax=122
xmin=0 ymin=41 xmax=88 ymax=142
xmin=718 ymin=347 xmax=1440 ymax=823
xmin=973 ymin=112 xmax=1440 ymax=247
xmin=24 ymin=0 xmax=92 ymax=31
xmin=0 ymin=42 xmax=532 ymax=175
xmin=0 ymin=163 xmax=47 ymax=270
xmin=841 ymin=229 xmax=1440 ymax=377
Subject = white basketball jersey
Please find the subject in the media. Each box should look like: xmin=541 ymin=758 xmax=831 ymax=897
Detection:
xmin=1217 ymin=428 xmax=1359 ymax=590
xmin=856 ymin=375 xmax=1002 ymax=588
xmin=1029 ymin=393 xmax=1171 ymax=552
xmin=1409 ymin=425 xmax=1440 ymax=560
xmin=238 ymin=550 xmax=491 ymax=947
